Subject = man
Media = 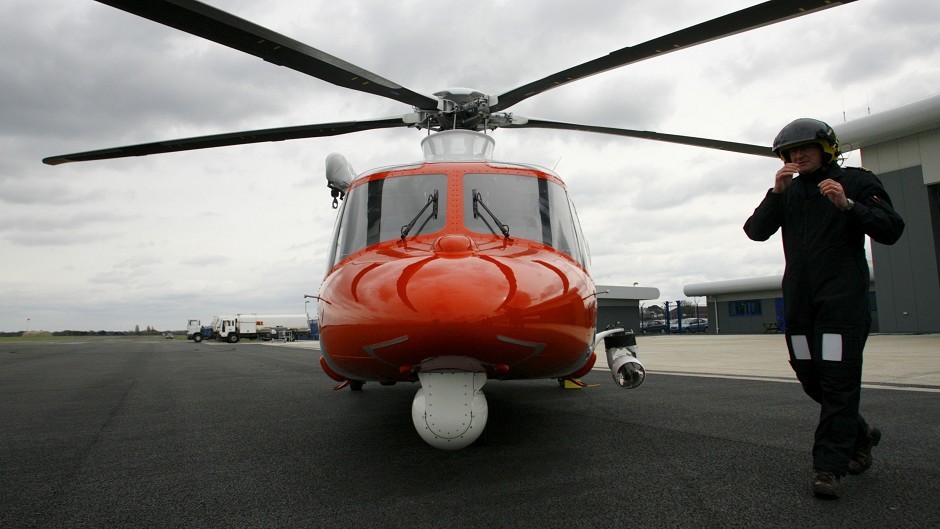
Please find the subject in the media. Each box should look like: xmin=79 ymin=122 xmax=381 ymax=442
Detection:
xmin=743 ymin=118 xmax=905 ymax=499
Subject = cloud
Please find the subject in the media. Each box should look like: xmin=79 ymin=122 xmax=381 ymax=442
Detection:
xmin=180 ymin=255 xmax=232 ymax=267
xmin=2 ymin=0 xmax=937 ymax=330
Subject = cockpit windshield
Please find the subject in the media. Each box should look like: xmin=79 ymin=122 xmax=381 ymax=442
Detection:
xmin=327 ymin=171 xmax=590 ymax=270
xmin=463 ymin=173 xmax=588 ymax=267
xmin=329 ymin=174 xmax=447 ymax=266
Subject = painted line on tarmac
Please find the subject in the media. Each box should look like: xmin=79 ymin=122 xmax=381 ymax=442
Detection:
xmin=648 ymin=370 xmax=940 ymax=394
xmin=860 ymin=383 xmax=940 ymax=393
xmin=279 ymin=344 xmax=940 ymax=393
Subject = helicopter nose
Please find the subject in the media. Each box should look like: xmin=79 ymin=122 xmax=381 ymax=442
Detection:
xmin=402 ymin=242 xmax=510 ymax=318
xmin=320 ymin=241 xmax=595 ymax=380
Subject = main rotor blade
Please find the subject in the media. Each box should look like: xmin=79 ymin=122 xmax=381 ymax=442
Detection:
xmin=507 ymin=119 xmax=776 ymax=157
xmin=43 ymin=117 xmax=411 ymax=165
xmin=93 ymin=0 xmax=439 ymax=110
xmin=494 ymin=0 xmax=856 ymax=111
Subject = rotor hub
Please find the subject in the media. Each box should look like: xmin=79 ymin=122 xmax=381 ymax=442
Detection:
xmin=404 ymin=88 xmax=526 ymax=133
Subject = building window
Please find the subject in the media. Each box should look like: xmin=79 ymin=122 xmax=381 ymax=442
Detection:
xmin=729 ymin=300 xmax=762 ymax=317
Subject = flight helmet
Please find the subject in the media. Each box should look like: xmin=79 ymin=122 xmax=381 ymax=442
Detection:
xmin=772 ymin=118 xmax=840 ymax=164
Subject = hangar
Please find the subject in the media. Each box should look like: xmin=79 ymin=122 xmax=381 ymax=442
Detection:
xmin=684 ymin=274 xmax=878 ymax=335
xmin=686 ymin=95 xmax=940 ymax=335
xmin=596 ymin=284 xmax=660 ymax=335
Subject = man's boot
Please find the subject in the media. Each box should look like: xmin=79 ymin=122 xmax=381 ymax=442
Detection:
xmin=813 ymin=470 xmax=842 ymax=499
xmin=848 ymin=427 xmax=882 ymax=475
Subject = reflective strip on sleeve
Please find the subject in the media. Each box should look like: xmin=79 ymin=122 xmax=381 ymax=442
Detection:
xmin=790 ymin=334 xmax=811 ymax=360
xmin=822 ymin=333 xmax=843 ymax=362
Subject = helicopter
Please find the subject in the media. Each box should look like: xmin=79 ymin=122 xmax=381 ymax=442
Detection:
xmin=44 ymin=0 xmax=857 ymax=449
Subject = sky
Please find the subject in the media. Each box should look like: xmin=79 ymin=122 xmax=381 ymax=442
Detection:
xmin=2 ymin=0 xmax=939 ymax=332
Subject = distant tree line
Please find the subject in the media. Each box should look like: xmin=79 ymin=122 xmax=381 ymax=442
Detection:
xmin=1 ymin=327 xmax=173 ymax=338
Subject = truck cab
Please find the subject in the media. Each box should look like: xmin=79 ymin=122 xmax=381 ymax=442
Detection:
xmin=215 ymin=316 xmax=257 ymax=343
xmin=186 ymin=319 xmax=206 ymax=342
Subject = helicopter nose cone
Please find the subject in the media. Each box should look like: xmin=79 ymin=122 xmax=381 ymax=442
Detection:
xmin=319 ymin=241 xmax=596 ymax=381
xmin=404 ymin=251 xmax=509 ymax=318
xmin=433 ymin=234 xmax=475 ymax=257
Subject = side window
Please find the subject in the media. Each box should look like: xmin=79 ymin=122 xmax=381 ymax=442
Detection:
xmin=328 ymin=183 xmax=368 ymax=268
xmin=546 ymin=182 xmax=584 ymax=265
xmin=569 ymin=198 xmax=591 ymax=271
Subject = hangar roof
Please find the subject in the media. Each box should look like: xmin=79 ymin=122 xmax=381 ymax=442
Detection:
xmin=597 ymin=284 xmax=660 ymax=301
xmin=684 ymin=276 xmax=781 ymax=296
xmin=685 ymin=266 xmax=875 ymax=297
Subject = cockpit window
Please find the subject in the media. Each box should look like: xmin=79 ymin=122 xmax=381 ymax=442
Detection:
xmin=463 ymin=173 xmax=587 ymax=266
xmin=329 ymin=174 xmax=447 ymax=266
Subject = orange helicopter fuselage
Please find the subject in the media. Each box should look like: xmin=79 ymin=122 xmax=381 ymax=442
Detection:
xmin=317 ymin=160 xmax=598 ymax=384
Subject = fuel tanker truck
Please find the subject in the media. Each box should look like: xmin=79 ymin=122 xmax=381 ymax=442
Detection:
xmin=188 ymin=314 xmax=311 ymax=343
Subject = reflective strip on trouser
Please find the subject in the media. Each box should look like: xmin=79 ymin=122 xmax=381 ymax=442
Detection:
xmin=786 ymin=329 xmax=867 ymax=475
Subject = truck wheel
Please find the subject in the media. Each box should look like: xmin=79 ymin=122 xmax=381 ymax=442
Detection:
xmin=228 ymin=334 xmax=239 ymax=344
xmin=193 ymin=333 xmax=203 ymax=343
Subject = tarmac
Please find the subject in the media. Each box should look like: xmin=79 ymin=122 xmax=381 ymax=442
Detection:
xmin=2 ymin=334 xmax=938 ymax=528
xmin=275 ymin=333 xmax=940 ymax=390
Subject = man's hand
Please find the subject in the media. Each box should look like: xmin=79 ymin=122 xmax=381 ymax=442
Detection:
xmin=773 ymin=163 xmax=799 ymax=193
xmin=819 ymin=178 xmax=851 ymax=210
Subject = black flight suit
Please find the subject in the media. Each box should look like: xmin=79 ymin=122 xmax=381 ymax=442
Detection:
xmin=743 ymin=163 xmax=904 ymax=475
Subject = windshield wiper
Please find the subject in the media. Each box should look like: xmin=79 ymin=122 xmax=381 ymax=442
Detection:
xmin=400 ymin=190 xmax=439 ymax=239
xmin=472 ymin=189 xmax=509 ymax=238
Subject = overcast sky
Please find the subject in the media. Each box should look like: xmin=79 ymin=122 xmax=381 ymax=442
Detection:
xmin=2 ymin=0 xmax=939 ymax=332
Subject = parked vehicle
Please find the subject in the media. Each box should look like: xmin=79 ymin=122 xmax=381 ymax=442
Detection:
xmin=186 ymin=319 xmax=215 ymax=343
xmin=251 ymin=314 xmax=310 ymax=341
xmin=214 ymin=314 xmax=310 ymax=343
xmin=640 ymin=320 xmax=667 ymax=334
xmin=669 ymin=318 xmax=709 ymax=333
xmin=188 ymin=314 xmax=310 ymax=343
